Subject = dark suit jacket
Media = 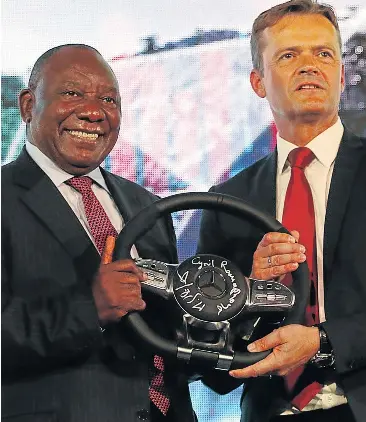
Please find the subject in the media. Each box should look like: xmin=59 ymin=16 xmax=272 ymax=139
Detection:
xmin=1 ymin=149 xmax=196 ymax=422
xmin=197 ymin=128 xmax=366 ymax=422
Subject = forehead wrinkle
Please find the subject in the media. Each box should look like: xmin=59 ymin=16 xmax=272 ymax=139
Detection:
xmin=54 ymin=67 xmax=119 ymax=93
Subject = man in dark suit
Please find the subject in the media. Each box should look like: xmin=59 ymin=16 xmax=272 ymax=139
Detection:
xmin=2 ymin=44 xmax=196 ymax=422
xmin=197 ymin=1 xmax=366 ymax=421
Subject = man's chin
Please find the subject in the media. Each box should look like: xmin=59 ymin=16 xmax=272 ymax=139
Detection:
xmin=293 ymin=104 xmax=329 ymax=120
xmin=60 ymin=158 xmax=100 ymax=175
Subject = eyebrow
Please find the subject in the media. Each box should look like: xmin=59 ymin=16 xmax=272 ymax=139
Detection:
xmin=274 ymin=44 xmax=337 ymax=56
xmin=59 ymin=81 xmax=118 ymax=93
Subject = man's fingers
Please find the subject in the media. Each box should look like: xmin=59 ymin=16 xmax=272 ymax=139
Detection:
xmin=252 ymin=262 xmax=299 ymax=280
xmin=107 ymin=259 xmax=147 ymax=281
xmin=261 ymin=252 xmax=306 ymax=268
xmin=229 ymin=352 xmax=279 ymax=378
xmin=101 ymin=235 xmax=116 ymax=265
xmin=290 ymin=230 xmax=300 ymax=242
xmin=247 ymin=329 xmax=283 ymax=353
xmin=259 ymin=232 xmax=297 ymax=248
xmin=254 ymin=242 xmax=305 ymax=259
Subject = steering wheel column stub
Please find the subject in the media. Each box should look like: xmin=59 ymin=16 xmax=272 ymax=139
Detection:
xmin=177 ymin=346 xmax=234 ymax=371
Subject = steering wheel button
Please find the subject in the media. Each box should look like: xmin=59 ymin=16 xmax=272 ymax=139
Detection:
xmin=257 ymin=284 xmax=264 ymax=290
xmin=266 ymin=283 xmax=273 ymax=289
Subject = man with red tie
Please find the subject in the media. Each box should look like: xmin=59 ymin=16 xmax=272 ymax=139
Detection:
xmin=2 ymin=44 xmax=196 ymax=422
xmin=197 ymin=1 xmax=366 ymax=421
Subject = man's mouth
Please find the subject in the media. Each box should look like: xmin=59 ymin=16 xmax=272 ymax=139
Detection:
xmin=296 ymin=83 xmax=324 ymax=91
xmin=66 ymin=130 xmax=102 ymax=140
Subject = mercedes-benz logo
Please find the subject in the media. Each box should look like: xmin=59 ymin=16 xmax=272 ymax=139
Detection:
xmin=196 ymin=268 xmax=227 ymax=298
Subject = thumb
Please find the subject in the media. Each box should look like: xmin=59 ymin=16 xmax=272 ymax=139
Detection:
xmin=101 ymin=235 xmax=116 ymax=265
xmin=290 ymin=230 xmax=300 ymax=243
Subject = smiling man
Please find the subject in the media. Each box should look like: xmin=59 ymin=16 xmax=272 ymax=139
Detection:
xmin=2 ymin=44 xmax=197 ymax=422
xmin=197 ymin=1 xmax=366 ymax=421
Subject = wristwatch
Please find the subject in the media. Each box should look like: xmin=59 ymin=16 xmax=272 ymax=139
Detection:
xmin=309 ymin=325 xmax=335 ymax=368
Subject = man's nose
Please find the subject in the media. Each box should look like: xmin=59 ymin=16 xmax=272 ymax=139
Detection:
xmin=75 ymin=100 xmax=106 ymax=122
xmin=297 ymin=54 xmax=320 ymax=75
xmin=298 ymin=64 xmax=320 ymax=75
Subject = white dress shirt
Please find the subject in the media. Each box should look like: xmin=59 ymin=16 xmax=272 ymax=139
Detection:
xmin=276 ymin=118 xmax=347 ymax=413
xmin=26 ymin=141 xmax=138 ymax=258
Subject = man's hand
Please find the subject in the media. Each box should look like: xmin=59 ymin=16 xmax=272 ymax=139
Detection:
xmin=93 ymin=236 xmax=147 ymax=325
xmin=250 ymin=230 xmax=306 ymax=280
xmin=229 ymin=325 xmax=320 ymax=378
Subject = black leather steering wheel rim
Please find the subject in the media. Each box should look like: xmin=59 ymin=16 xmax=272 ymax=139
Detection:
xmin=114 ymin=192 xmax=309 ymax=370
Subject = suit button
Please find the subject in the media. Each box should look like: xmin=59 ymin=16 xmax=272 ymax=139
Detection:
xmin=136 ymin=409 xmax=150 ymax=421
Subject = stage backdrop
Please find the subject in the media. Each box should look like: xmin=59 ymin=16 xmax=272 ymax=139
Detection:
xmin=2 ymin=1 xmax=365 ymax=420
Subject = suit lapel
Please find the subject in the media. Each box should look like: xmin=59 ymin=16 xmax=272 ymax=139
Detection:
xmin=324 ymin=129 xmax=365 ymax=276
xmin=14 ymin=149 xmax=100 ymax=279
xmin=102 ymin=169 xmax=140 ymax=224
xmin=249 ymin=151 xmax=277 ymax=217
xmin=102 ymin=169 xmax=151 ymax=256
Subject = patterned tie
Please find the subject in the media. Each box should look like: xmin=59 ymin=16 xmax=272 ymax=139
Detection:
xmin=149 ymin=355 xmax=171 ymax=415
xmin=68 ymin=176 xmax=170 ymax=415
xmin=66 ymin=176 xmax=118 ymax=254
xmin=281 ymin=148 xmax=322 ymax=410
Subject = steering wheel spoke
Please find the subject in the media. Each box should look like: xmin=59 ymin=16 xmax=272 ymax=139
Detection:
xmin=135 ymin=258 xmax=177 ymax=299
xmin=246 ymin=278 xmax=295 ymax=314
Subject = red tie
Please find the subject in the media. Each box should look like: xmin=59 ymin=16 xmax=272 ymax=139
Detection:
xmin=68 ymin=176 xmax=170 ymax=415
xmin=149 ymin=355 xmax=171 ymax=415
xmin=281 ymin=148 xmax=322 ymax=409
xmin=66 ymin=176 xmax=118 ymax=254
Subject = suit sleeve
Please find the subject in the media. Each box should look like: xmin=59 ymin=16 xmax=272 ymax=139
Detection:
xmin=1 ymin=245 xmax=104 ymax=379
xmin=323 ymin=311 xmax=366 ymax=375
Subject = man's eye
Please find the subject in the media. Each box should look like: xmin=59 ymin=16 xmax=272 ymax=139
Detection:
xmin=319 ymin=51 xmax=332 ymax=58
xmin=63 ymin=91 xmax=79 ymax=97
xmin=102 ymin=97 xmax=116 ymax=104
xmin=280 ymin=53 xmax=294 ymax=60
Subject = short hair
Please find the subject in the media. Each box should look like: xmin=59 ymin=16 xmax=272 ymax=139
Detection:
xmin=28 ymin=44 xmax=102 ymax=90
xmin=250 ymin=0 xmax=342 ymax=73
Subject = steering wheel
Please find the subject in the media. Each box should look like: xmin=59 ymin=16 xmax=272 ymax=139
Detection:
xmin=113 ymin=192 xmax=309 ymax=371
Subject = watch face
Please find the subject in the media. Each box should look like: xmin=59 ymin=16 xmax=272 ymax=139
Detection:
xmin=319 ymin=328 xmax=333 ymax=354
xmin=310 ymin=352 xmax=335 ymax=368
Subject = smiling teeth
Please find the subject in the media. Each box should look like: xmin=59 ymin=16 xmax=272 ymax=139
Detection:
xmin=300 ymin=85 xmax=318 ymax=89
xmin=68 ymin=130 xmax=99 ymax=140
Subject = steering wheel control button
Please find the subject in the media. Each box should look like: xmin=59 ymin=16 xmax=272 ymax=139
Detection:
xmin=172 ymin=254 xmax=248 ymax=322
xmin=135 ymin=259 xmax=169 ymax=290
xmin=249 ymin=279 xmax=295 ymax=311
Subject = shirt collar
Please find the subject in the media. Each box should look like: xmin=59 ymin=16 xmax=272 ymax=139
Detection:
xmin=276 ymin=117 xmax=344 ymax=173
xmin=25 ymin=141 xmax=109 ymax=191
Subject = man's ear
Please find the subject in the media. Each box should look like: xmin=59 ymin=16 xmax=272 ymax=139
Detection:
xmin=250 ymin=69 xmax=266 ymax=98
xmin=19 ymin=89 xmax=34 ymax=123
xmin=340 ymin=63 xmax=345 ymax=93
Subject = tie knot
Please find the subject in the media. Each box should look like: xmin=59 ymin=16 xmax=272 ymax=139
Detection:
xmin=288 ymin=147 xmax=315 ymax=170
xmin=67 ymin=176 xmax=93 ymax=194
